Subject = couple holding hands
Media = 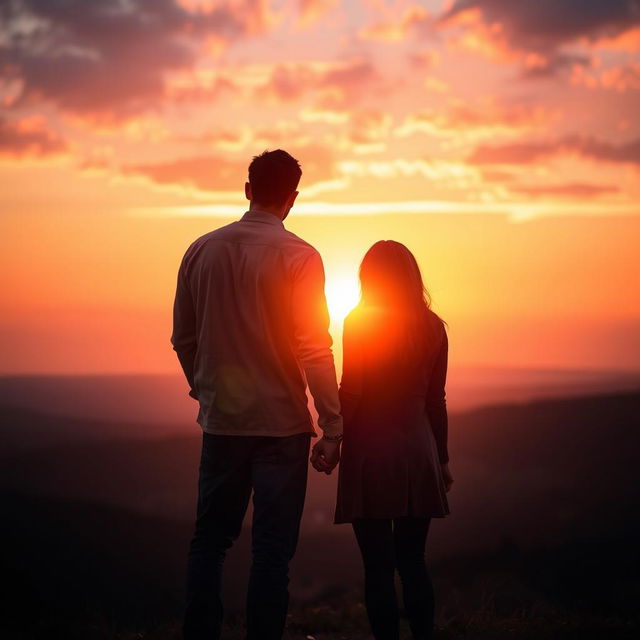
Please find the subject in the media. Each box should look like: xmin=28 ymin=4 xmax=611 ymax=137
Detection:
xmin=171 ymin=149 xmax=453 ymax=640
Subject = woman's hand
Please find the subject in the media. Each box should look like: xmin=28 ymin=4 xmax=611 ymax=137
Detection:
xmin=441 ymin=462 xmax=454 ymax=492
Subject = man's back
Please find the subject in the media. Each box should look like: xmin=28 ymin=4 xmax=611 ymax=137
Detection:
xmin=171 ymin=208 xmax=342 ymax=437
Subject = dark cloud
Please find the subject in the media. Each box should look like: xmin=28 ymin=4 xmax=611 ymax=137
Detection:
xmin=0 ymin=116 xmax=66 ymax=156
xmin=442 ymin=0 xmax=640 ymax=48
xmin=510 ymin=183 xmax=619 ymax=198
xmin=468 ymin=135 xmax=640 ymax=166
xmin=439 ymin=0 xmax=640 ymax=76
xmin=0 ymin=0 xmax=265 ymax=119
xmin=520 ymin=53 xmax=591 ymax=79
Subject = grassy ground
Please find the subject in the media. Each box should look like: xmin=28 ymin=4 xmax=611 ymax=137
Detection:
xmin=17 ymin=590 xmax=639 ymax=640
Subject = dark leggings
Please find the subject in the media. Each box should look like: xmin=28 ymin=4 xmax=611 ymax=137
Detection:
xmin=352 ymin=517 xmax=434 ymax=640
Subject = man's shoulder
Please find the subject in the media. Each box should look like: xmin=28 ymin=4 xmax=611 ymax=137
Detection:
xmin=183 ymin=221 xmax=238 ymax=253
xmin=280 ymin=227 xmax=319 ymax=258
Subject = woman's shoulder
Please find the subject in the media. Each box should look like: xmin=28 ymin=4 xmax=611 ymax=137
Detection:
xmin=423 ymin=307 xmax=445 ymax=331
xmin=344 ymin=305 xmax=387 ymax=329
xmin=423 ymin=309 xmax=447 ymax=355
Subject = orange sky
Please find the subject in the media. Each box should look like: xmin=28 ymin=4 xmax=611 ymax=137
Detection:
xmin=1 ymin=0 xmax=639 ymax=375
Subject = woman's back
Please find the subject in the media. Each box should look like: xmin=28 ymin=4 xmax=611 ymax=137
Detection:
xmin=340 ymin=305 xmax=446 ymax=425
xmin=335 ymin=304 xmax=450 ymax=523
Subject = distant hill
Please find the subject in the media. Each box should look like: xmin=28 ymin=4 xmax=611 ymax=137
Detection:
xmin=1 ymin=391 xmax=639 ymax=547
xmin=1 ymin=368 xmax=637 ymax=445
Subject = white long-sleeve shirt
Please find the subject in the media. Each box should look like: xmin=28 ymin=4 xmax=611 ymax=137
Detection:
xmin=171 ymin=208 xmax=343 ymax=438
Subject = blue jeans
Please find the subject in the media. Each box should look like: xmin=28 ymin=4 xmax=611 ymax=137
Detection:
xmin=182 ymin=431 xmax=311 ymax=640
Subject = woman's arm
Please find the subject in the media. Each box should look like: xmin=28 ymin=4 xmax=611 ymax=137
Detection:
xmin=425 ymin=327 xmax=449 ymax=464
xmin=339 ymin=312 xmax=364 ymax=426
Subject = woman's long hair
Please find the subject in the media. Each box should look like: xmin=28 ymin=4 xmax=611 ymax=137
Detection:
xmin=356 ymin=240 xmax=443 ymax=367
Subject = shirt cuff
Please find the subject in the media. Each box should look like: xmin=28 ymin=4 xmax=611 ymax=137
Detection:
xmin=319 ymin=416 xmax=343 ymax=439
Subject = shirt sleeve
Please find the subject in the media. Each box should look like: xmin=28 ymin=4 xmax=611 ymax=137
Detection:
xmin=425 ymin=327 xmax=449 ymax=463
xmin=291 ymin=250 xmax=343 ymax=437
xmin=170 ymin=252 xmax=198 ymax=400
xmin=338 ymin=313 xmax=363 ymax=427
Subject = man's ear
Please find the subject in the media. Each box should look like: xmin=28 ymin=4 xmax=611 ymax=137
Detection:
xmin=282 ymin=190 xmax=298 ymax=221
xmin=245 ymin=182 xmax=251 ymax=201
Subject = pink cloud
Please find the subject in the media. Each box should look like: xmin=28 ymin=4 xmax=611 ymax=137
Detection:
xmin=125 ymin=143 xmax=336 ymax=193
xmin=570 ymin=61 xmax=640 ymax=92
xmin=296 ymin=0 xmax=337 ymax=28
xmin=0 ymin=116 xmax=67 ymax=157
xmin=255 ymin=58 xmax=382 ymax=109
xmin=468 ymin=135 xmax=640 ymax=166
xmin=509 ymin=182 xmax=619 ymax=198
xmin=358 ymin=5 xmax=431 ymax=42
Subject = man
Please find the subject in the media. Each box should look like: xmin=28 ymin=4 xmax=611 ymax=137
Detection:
xmin=171 ymin=149 xmax=342 ymax=640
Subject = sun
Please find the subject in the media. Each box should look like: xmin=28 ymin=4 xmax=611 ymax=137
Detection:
xmin=325 ymin=272 xmax=360 ymax=325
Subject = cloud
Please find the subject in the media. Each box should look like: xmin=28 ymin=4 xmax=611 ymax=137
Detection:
xmin=255 ymin=58 xmax=382 ymax=109
xmin=358 ymin=5 xmax=431 ymax=42
xmin=468 ymin=135 xmax=640 ymax=166
xmin=347 ymin=109 xmax=391 ymax=146
xmin=407 ymin=49 xmax=439 ymax=71
xmin=125 ymin=144 xmax=336 ymax=193
xmin=570 ymin=61 xmax=640 ymax=92
xmin=590 ymin=25 xmax=640 ymax=51
xmin=296 ymin=0 xmax=336 ymax=28
xmin=479 ymin=168 xmax=517 ymax=183
xmin=126 ymin=154 xmax=247 ymax=192
xmin=164 ymin=73 xmax=241 ymax=103
xmin=0 ymin=116 xmax=66 ymax=157
xmin=395 ymin=97 xmax=552 ymax=138
xmin=438 ymin=0 xmax=640 ymax=77
xmin=0 ymin=0 xmax=269 ymax=120
xmin=509 ymin=183 xmax=619 ymax=198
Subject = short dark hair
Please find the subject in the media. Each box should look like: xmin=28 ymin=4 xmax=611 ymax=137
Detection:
xmin=248 ymin=149 xmax=302 ymax=207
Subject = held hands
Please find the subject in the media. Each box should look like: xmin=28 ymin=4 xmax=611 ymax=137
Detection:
xmin=441 ymin=462 xmax=454 ymax=492
xmin=310 ymin=437 xmax=341 ymax=475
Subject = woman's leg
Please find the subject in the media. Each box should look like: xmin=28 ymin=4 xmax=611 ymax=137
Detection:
xmin=352 ymin=518 xmax=400 ymax=640
xmin=393 ymin=517 xmax=434 ymax=640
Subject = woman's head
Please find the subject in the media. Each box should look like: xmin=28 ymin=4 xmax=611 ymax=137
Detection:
xmin=358 ymin=240 xmax=431 ymax=311
xmin=354 ymin=240 xmax=442 ymax=366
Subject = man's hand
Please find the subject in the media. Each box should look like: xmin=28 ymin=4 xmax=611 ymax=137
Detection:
xmin=441 ymin=462 xmax=454 ymax=492
xmin=310 ymin=437 xmax=341 ymax=475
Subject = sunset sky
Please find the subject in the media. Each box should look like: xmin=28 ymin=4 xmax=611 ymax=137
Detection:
xmin=1 ymin=0 xmax=639 ymax=375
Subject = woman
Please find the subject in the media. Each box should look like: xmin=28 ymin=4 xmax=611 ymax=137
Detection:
xmin=334 ymin=240 xmax=453 ymax=640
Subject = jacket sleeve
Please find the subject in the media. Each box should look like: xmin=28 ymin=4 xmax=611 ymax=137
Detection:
xmin=425 ymin=327 xmax=449 ymax=463
xmin=291 ymin=250 xmax=343 ymax=437
xmin=338 ymin=313 xmax=363 ymax=427
xmin=170 ymin=252 xmax=198 ymax=400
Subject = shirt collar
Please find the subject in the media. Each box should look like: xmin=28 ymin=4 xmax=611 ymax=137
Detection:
xmin=240 ymin=209 xmax=285 ymax=227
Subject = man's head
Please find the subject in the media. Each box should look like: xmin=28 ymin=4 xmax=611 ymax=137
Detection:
xmin=245 ymin=149 xmax=302 ymax=220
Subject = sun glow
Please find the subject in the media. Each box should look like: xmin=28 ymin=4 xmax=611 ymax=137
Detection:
xmin=325 ymin=272 xmax=361 ymax=325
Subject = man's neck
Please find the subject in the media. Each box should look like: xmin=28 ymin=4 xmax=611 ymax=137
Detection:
xmin=249 ymin=203 xmax=286 ymax=221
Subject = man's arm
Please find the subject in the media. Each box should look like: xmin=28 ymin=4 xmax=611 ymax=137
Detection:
xmin=291 ymin=249 xmax=343 ymax=439
xmin=170 ymin=254 xmax=198 ymax=400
